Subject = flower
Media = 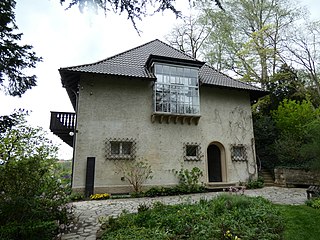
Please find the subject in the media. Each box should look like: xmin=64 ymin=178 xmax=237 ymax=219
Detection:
xmin=90 ymin=193 xmax=111 ymax=200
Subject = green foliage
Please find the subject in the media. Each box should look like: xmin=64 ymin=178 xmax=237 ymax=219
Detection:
xmin=0 ymin=111 xmax=70 ymax=239
xmin=115 ymin=159 xmax=153 ymax=193
xmin=270 ymin=99 xmax=320 ymax=168
xmin=142 ymin=167 xmax=205 ymax=197
xmin=245 ymin=177 xmax=264 ymax=189
xmin=54 ymin=160 xmax=72 ymax=186
xmin=276 ymin=204 xmax=320 ymax=240
xmin=252 ymin=114 xmax=278 ymax=169
xmin=174 ymin=167 xmax=204 ymax=193
xmin=306 ymin=198 xmax=320 ymax=209
xmin=69 ymin=191 xmax=85 ymax=201
xmin=0 ymin=220 xmax=57 ymax=240
xmin=0 ymin=0 xmax=42 ymax=96
xmin=300 ymin=120 xmax=320 ymax=170
xmin=272 ymin=99 xmax=319 ymax=139
xmin=101 ymin=194 xmax=284 ymax=240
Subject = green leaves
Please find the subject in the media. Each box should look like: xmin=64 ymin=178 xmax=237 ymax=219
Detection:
xmin=102 ymin=194 xmax=285 ymax=240
xmin=272 ymin=99 xmax=319 ymax=139
xmin=0 ymin=111 xmax=70 ymax=239
xmin=0 ymin=0 xmax=42 ymax=97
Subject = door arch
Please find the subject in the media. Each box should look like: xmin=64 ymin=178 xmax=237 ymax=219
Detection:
xmin=207 ymin=142 xmax=226 ymax=182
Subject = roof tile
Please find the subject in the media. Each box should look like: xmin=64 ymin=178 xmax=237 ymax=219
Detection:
xmin=60 ymin=39 xmax=265 ymax=93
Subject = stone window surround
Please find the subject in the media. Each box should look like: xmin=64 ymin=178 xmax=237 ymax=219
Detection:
xmin=184 ymin=142 xmax=203 ymax=161
xmin=105 ymin=138 xmax=136 ymax=160
xmin=230 ymin=144 xmax=247 ymax=161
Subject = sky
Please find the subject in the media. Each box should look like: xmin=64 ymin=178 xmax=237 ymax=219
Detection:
xmin=0 ymin=0 xmax=319 ymax=159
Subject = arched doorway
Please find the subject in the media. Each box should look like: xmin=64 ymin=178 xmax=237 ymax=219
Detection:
xmin=207 ymin=143 xmax=226 ymax=182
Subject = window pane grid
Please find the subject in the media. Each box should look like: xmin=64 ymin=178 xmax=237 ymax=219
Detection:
xmin=154 ymin=63 xmax=200 ymax=115
xmin=106 ymin=138 xmax=136 ymax=160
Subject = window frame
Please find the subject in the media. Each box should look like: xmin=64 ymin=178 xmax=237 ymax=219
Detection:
xmin=184 ymin=143 xmax=202 ymax=161
xmin=106 ymin=138 xmax=136 ymax=160
xmin=153 ymin=62 xmax=200 ymax=116
xmin=230 ymin=144 xmax=247 ymax=161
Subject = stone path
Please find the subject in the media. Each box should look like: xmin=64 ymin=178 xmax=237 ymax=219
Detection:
xmin=60 ymin=187 xmax=308 ymax=240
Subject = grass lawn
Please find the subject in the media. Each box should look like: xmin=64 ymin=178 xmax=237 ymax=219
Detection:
xmin=276 ymin=204 xmax=320 ymax=240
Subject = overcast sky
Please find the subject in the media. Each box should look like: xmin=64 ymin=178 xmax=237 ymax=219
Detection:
xmin=1 ymin=0 xmax=319 ymax=159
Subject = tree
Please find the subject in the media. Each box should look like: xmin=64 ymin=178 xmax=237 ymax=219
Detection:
xmin=60 ymin=0 xmax=224 ymax=33
xmin=0 ymin=0 xmax=42 ymax=97
xmin=284 ymin=20 xmax=320 ymax=97
xmin=271 ymin=99 xmax=320 ymax=167
xmin=0 ymin=110 xmax=57 ymax=163
xmin=0 ymin=110 xmax=70 ymax=239
xmin=194 ymin=0 xmax=302 ymax=87
xmin=166 ymin=12 xmax=210 ymax=58
xmin=200 ymin=9 xmax=235 ymax=72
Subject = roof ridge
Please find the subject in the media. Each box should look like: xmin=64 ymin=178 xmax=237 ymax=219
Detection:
xmin=60 ymin=39 xmax=161 ymax=70
xmin=204 ymin=63 xmax=265 ymax=92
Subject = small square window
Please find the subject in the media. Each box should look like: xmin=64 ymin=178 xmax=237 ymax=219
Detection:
xmin=184 ymin=143 xmax=202 ymax=161
xmin=186 ymin=145 xmax=198 ymax=157
xmin=231 ymin=145 xmax=247 ymax=161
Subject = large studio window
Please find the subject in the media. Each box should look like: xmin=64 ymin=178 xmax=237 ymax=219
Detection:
xmin=153 ymin=63 xmax=200 ymax=115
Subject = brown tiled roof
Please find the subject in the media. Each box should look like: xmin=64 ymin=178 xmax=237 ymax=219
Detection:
xmin=60 ymin=39 xmax=267 ymax=108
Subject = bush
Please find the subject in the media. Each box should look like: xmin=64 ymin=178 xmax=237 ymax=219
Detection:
xmin=174 ymin=167 xmax=204 ymax=193
xmin=0 ymin=220 xmax=57 ymax=240
xmin=246 ymin=177 xmax=264 ymax=189
xmin=101 ymin=194 xmax=284 ymax=240
xmin=115 ymin=159 xmax=153 ymax=193
xmin=69 ymin=191 xmax=85 ymax=201
xmin=306 ymin=198 xmax=320 ymax=209
xmin=0 ymin=111 xmax=71 ymax=239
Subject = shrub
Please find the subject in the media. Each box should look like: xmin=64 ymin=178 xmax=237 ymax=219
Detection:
xmin=174 ymin=167 xmax=204 ymax=193
xmin=115 ymin=159 xmax=153 ymax=193
xmin=306 ymin=198 xmax=320 ymax=209
xmin=69 ymin=191 xmax=85 ymax=201
xmin=245 ymin=177 xmax=264 ymax=189
xmin=0 ymin=111 xmax=71 ymax=239
xmin=101 ymin=194 xmax=284 ymax=240
xmin=0 ymin=220 xmax=58 ymax=240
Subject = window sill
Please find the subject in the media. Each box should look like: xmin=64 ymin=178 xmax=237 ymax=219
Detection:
xmin=184 ymin=156 xmax=201 ymax=161
xmin=151 ymin=112 xmax=201 ymax=125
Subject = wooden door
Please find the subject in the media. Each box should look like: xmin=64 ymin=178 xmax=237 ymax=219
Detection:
xmin=207 ymin=145 xmax=222 ymax=182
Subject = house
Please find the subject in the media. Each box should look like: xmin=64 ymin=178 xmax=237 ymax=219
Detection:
xmin=50 ymin=39 xmax=266 ymax=195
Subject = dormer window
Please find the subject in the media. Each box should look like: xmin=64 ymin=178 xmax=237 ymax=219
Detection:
xmin=153 ymin=63 xmax=200 ymax=115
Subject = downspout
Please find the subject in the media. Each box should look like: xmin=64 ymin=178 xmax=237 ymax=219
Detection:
xmin=69 ymin=87 xmax=79 ymax=190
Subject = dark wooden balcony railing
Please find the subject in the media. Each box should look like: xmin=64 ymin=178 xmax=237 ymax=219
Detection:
xmin=50 ymin=111 xmax=76 ymax=147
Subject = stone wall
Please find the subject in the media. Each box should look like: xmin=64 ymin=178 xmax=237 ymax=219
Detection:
xmin=274 ymin=168 xmax=320 ymax=187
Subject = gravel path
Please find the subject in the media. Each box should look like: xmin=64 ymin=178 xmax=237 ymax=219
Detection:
xmin=60 ymin=186 xmax=308 ymax=240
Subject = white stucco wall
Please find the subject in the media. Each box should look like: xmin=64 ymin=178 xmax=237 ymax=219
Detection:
xmin=72 ymin=74 xmax=257 ymax=193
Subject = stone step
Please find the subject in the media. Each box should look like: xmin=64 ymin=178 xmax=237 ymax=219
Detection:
xmin=205 ymin=182 xmax=238 ymax=190
xmin=259 ymin=169 xmax=275 ymax=186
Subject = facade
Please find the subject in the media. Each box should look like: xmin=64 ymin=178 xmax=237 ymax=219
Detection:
xmin=50 ymin=39 xmax=266 ymax=195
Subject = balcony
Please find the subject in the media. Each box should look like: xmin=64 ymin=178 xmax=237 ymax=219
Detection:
xmin=50 ymin=112 xmax=76 ymax=147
